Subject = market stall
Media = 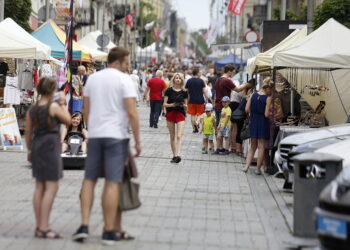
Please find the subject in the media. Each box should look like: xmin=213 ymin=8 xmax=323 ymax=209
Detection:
xmin=0 ymin=19 xmax=54 ymax=150
xmin=214 ymin=53 xmax=247 ymax=67
xmin=247 ymin=26 xmax=307 ymax=75
xmin=32 ymin=20 xmax=91 ymax=61
xmin=273 ymin=18 xmax=350 ymax=125
xmin=78 ymin=30 xmax=116 ymax=52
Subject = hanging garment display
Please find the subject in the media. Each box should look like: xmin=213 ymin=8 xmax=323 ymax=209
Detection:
xmin=40 ymin=63 xmax=53 ymax=77
xmin=4 ymin=76 xmax=20 ymax=105
xmin=17 ymin=59 xmax=34 ymax=90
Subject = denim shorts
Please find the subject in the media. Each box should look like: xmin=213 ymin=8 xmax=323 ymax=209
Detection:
xmin=203 ymin=134 xmax=214 ymax=141
xmin=218 ymin=126 xmax=231 ymax=138
xmin=84 ymin=138 xmax=129 ymax=183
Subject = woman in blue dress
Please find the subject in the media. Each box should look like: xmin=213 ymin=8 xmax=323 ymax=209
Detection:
xmin=243 ymin=78 xmax=273 ymax=174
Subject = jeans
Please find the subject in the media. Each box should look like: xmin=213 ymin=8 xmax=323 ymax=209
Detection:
xmin=150 ymin=100 xmax=163 ymax=127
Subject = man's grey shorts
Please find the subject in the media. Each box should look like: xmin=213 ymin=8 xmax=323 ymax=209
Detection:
xmin=85 ymin=138 xmax=129 ymax=183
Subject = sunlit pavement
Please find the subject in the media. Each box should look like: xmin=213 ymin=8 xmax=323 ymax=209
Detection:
xmin=0 ymin=103 xmax=302 ymax=250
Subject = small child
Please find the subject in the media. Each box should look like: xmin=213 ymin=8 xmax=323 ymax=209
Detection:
xmin=199 ymin=103 xmax=216 ymax=154
xmin=215 ymin=96 xmax=232 ymax=155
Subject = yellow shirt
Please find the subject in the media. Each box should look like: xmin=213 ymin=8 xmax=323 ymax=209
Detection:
xmin=220 ymin=106 xmax=232 ymax=127
xmin=201 ymin=113 xmax=215 ymax=135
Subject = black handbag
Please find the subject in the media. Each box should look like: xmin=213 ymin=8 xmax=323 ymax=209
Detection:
xmin=231 ymin=108 xmax=245 ymax=123
xmin=240 ymin=117 xmax=250 ymax=140
xmin=119 ymin=156 xmax=141 ymax=211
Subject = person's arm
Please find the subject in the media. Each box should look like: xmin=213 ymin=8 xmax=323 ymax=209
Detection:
xmin=83 ymin=96 xmax=90 ymax=128
xmin=82 ymin=128 xmax=88 ymax=142
xmin=50 ymin=92 xmax=71 ymax=126
xmin=213 ymin=117 xmax=217 ymax=135
xmin=245 ymin=95 xmax=252 ymax=114
xmin=199 ymin=116 xmax=204 ymax=134
xmin=265 ymin=96 xmax=272 ymax=118
xmin=143 ymin=86 xmax=150 ymax=100
xmin=183 ymin=93 xmax=189 ymax=112
xmin=233 ymin=82 xmax=248 ymax=92
xmin=61 ymin=127 xmax=67 ymax=143
xmin=202 ymin=87 xmax=208 ymax=103
xmin=124 ymin=97 xmax=141 ymax=157
xmin=223 ymin=110 xmax=230 ymax=129
xmin=24 ymin=111 xmax=33 ymax=163
xmin=163 ymin=96 xmax=175 ymax=108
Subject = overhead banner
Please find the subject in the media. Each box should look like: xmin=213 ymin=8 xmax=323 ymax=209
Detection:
xmin=228 ymin=0 xmax=247 ymax=16
xmin=0 ymin=108 xmax=23 ymax=149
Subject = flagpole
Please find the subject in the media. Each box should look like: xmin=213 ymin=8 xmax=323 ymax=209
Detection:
xmin=69 ymin=0 xmax=74 ymax=112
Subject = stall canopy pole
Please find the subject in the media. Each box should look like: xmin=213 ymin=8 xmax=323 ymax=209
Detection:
xmin=330 ymin=71 xmax=349 ymax=118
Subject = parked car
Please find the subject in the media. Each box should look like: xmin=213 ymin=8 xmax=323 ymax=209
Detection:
xmin=314 ymin=139 xmax=350 ymax=250
xmin=274 ymin=124 xmax=350 ymax=190
xmin=283 ymin=135 xmax=350 ymax=189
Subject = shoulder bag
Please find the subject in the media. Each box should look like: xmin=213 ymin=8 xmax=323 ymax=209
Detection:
xmin=240 ymin=117 xmax=250 ymax=141
xmin=119 ymin=154 xmax=141 ymax=211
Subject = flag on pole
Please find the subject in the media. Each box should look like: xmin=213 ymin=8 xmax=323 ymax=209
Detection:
xmin=206 ymin=19 xmax=221 ymax=48
xmin=77 ymin=0 xmax=83 ymax=7
xmin=125 ymin=12 xmax=135 ymax=30
xmin=228 ymin=0 xmax=247 ymax=16
xmin=144 ymin=21 xmax=155 ymax=31
xmin=202 ymin=31 xmax=209 ymax=41
xmin=159 ymin=29 xmax=167 ymax=41
xmin=62 ymin=0 xmax=74 ymax=111
xmin=154 ymin=28 xmax=160 ymax=41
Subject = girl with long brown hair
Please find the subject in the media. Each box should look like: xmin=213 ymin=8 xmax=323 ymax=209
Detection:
xmin=25 ymin=77 xmax=71 ymax=238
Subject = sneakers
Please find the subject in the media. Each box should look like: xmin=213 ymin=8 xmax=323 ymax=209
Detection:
xmin=220 ymin=149 xmax=230 ymax=155
xmin=72 ymin=225 xmax=89 ymax=242
xmin=154 ymin=124 xmax=158 ymax=128
xmin=202 ymin=148 xmax=208 ymax=154
xmin=101 ymin=230 xmax=120 ymax=246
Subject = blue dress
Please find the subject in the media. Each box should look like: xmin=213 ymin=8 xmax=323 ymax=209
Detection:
xmin=250 ymin=92 xmax=269 ymax=139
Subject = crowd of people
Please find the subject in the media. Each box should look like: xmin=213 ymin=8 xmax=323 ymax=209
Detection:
xmin=24 ymin=46 xmax=283 ymax=245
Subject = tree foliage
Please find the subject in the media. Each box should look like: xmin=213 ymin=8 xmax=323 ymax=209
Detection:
xmin=4 ymin=0 xmax=32 ymax=32
xmin=138 ymin=1 xmax=158 ymax=48
xmin=314 ymin=0 xmax=350 ymax=29
xmin=272 ymin=3 xmax=307 ymax=21
xmin=191 ymin=29 xmax=210 ymax=56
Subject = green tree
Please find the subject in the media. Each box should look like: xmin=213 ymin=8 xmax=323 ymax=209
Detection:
xmin=314 ymin=0 xmax=350 ymax=29
xmin=272 ymin=2 xmax=307 ymax=21
xmin=138 ymin=1 xmax=158 ymax=48
xmin=191 ymin=29 xmax=210 ymax=56
xmin=4 ymin=0 xmax=32 ymax=32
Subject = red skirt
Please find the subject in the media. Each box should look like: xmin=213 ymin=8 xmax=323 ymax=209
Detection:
xmin=166 ymin=110 xmax=186 ymax=123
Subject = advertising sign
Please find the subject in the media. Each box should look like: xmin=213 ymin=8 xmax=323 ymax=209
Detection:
xmin=54 ymin=0 xmax=71 ymax=20
xmin=0 ymin=108 xmax=23 ymax=149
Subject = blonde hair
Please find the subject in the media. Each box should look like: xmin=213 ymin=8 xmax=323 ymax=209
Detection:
xmin=171 ymin=73 xmax=185 ymax=89
xmin=200 ymin=76 xmax=208 ymax=85
xmin=262 ymin=77 xmax=273 ymax=89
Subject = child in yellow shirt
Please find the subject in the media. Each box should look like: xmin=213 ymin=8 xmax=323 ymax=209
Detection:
xmin=214 ymin=96 xmax=232 ymax=155
xmin=199 ymin=103 xmax=216 ymax=154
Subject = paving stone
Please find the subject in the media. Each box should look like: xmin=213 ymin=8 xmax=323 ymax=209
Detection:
xmin=0 ymin=103 xmax=293 ymax=250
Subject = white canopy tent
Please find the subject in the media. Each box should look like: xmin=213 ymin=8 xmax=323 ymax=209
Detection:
xmin=0 ymin=18 xmax=51 ymax=59
xmin=136 ymin=43 xmax=158 ymax=58
xmin=79 ymin=45 xmax=107 ymax=61
xmin=78 ymin=31 xmax=116 ymax=52
xmin=272 ymin=19 xmax=350 ymax=125
xmin=247 ymin=26 xmax=307 ymax=74
xmin=0 ymin=18 xmax=51 ymax=60
xmin=273 ymin=19 xmax=350 ymax=69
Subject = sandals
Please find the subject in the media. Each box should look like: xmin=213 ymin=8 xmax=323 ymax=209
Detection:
xmin=236 ymin=152 xmax=244 ymax=157
xmin=36 ymin=229 xmax=62 ymax=239
xmin=116 ymin=231 xmax=135 ymax=241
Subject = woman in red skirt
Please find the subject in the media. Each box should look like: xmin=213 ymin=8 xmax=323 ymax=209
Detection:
xmin=163 ymin=73 xmax=189 ymax=163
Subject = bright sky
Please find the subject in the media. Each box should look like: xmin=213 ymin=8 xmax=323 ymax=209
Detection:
xmin=173 ymin=0 xmax=210 ymax=31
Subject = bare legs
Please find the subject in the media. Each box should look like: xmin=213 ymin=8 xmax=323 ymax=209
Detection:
xmin=167 ymin=121 xmax=185 ymax=157
xmin=33 ymin=180 xmax=59 ymax=236
xmin=191 ymin=115 xmax=197 ymax=132
xmin=202 ymin=138 xmax=208 ymax=151
xmin=102 ymin=181 xmax=120 ymax=231
xmin=80 ymin=179 xmax=97 ymax=226
xmin=244 ymin=138 xmax=266 ymax=173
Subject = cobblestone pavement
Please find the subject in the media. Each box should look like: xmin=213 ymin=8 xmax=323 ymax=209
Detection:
xmin=0 ymin=103 xmax=296 ymax=250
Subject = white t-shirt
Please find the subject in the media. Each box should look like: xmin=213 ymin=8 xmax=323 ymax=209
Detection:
xmin=84 ymin=68 xmax=137 ymax=139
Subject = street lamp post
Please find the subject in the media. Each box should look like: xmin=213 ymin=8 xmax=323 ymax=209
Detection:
xmin=46 ymin=0 xmax=50 ymax=21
